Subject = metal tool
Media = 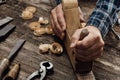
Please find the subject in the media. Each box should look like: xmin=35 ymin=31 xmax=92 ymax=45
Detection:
xmin=0 ymin=17 xmax=15 ymax=40
xmin=111 ymin=28 xmax=120 ymax=40
xmin=0 ymin=39 xmax=25 ymax=80
xmin=0 ymin=17 xmax=13 ymax=27
xmin=27 ymin=61 xmax=54 ymax=80
xmin=0 ymin=0 xmax=6 ymax=4
xmin=0 ymin=24 xmax=16 ymax=38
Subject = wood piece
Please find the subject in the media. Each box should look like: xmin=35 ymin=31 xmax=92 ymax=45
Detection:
xmin=62 ymin=0 xmax=95 ymax=79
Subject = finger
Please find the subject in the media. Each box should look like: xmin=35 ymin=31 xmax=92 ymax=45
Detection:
xmin=50 ymin=15 xmax=61 ymax=37
xmin=84 ymin=40 xmax=104 ymax=56
xmin=76 ymin=33 xmax=98 ymax=49
xmin=70 ymin=29 xmax=82 ymax=48
xmin=75 ymin=51 xmax=87 ymax=62
xmin=78 ymin=7 xmax=85 ymax=22
xmin=51 ymin=9 xmax=63 ymax=35
xmin=77 ymin=40 xmax=104 ymax=56
xmin=56 ymin=4 xmax=66 ymax=31
xmin=85 ymin=47 xmax=103 ymax=61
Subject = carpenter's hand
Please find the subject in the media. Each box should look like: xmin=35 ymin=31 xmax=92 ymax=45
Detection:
xmin=50 ymin=4 xmax=84 ymax=39
xmin=70 ymin=26 xmax=104 ymax=62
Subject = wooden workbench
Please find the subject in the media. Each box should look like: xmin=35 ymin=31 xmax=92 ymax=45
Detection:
xmin=0 ymin=0 xmax=120 ymax=80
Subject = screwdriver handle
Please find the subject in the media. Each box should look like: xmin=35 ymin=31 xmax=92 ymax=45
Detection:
xmin=0 ymin=58 xmax=10 ymax=79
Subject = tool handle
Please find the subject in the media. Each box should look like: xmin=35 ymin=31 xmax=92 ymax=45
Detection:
xmin=0 ymin=58 xmax=9 ymax=78
xmin=76 ymin=29 xmax=93 ymax=74
xmin=4 ymin=64 xmax=20 ymax=80
xmin=80 ymin=29 xmax=89 ymax=40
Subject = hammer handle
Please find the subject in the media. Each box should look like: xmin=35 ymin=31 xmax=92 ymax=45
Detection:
xmin=0 ymin=58 xmax=10 ymax=79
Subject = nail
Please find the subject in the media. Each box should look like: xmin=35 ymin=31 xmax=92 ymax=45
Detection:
xmin=70 ymin=40 xmax=77 ymax=48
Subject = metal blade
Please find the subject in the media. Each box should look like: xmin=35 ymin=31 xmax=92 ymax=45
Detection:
xmin=0 ymin=0 xmax=6 ymax=4
xmin=0 ymin=24 xmax=16 ymax=38
xmin=0 ymin=17 xmax=13 ymax=27
xmin=7 ymin=39 xmax=26 ymax=60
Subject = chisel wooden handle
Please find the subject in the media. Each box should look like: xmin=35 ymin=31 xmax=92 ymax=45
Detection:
xmin=4 ymin=64 xmax=20 ymax=80
xmin=0 ymin=58 xmax=10 ymax=79
xmin=75 ymin=29 xmax=93 ymax=74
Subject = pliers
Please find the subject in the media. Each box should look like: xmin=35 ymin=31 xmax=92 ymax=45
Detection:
xmin=27 ymin=61 xmax=54 ymax=80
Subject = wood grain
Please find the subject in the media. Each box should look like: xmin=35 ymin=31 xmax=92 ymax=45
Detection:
xmin=0 ymin=0 xmax=119 ymax=80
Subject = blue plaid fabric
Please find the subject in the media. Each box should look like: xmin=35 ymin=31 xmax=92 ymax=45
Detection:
xmin=86 ymin=0 xmax=120 ymax=37
xmin=56 ymin=0 xmax=120 ymax=37
xmin=56 ymin=0 xmax=61 ymax=4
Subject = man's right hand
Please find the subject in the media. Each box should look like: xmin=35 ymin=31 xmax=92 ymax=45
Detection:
xmin=50 ymin=4 xmax=84 ymax=39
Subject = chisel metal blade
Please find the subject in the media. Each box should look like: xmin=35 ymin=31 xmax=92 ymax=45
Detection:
xmin=0 ymin=24 xmax=16 ymax=38
xmin=0 ymin=0 xmax=6 ymax=4
xmin=0 ymin=17 xmax=13 ymax=27
xmin=7 ymin=39 xmax=26 ymax=61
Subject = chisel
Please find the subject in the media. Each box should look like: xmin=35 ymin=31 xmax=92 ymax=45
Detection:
xmin=0 ymin=24 xmax=16 ymax=38
xmin=0 ymin=17 xmax=13 ymax=27
xmin=0 ymin=39 xmax=25 ymax=80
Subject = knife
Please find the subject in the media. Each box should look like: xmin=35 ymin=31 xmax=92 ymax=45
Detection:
xmin=0 ymin=39 xmax=26 ymax=79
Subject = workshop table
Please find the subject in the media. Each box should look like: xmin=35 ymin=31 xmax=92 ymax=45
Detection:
xmin=0 ymin=0 xmax=120 ymax=80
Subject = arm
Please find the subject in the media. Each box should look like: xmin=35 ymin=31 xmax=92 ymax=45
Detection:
xmin=86 ymin=0 xmax=120 ymax=37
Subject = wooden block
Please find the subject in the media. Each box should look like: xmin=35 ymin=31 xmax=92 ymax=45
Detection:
xmin=62 ymin=0 xmax=95 ymax=80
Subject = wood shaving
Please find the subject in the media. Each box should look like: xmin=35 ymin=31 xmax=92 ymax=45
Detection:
xmin=21 ymin=10 xmax=33 ymax=19
xmin=25 ymin=6 xmax=36 ymax=13
xmin=39 ymin=44 xmax=51 ymax=53
xmin=38 ymin=17 xmax=49 ymax=25
xmin=29 ymin=22 xmax=41 ymax=30
xmin=33 ymin=28 xmax=46 ymax=36
xmin=50 ymin=42 xmax=63 ymax=54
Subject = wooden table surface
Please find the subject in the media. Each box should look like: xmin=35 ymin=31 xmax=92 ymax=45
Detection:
xmin=0 ymin=0 xmax=120 ymax=80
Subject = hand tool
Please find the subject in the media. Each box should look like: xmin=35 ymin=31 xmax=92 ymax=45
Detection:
xmin=62 ymin=0 xmax=95 ymax=80
xmin=111 ymin=28 xmax=120 ymax=40
xmin=4 ymin=64 xmax=20 ymax=80
xmin=75 ymin=29 xmax=93 ymax=74
xmin=0 ymin=17 xmax=13 ymax=27
xmin=0 ymin=17 xmax=15 ymax=40
xmin=27 ymin=61 xmax=54 ymax=80
xmin=0 ymin=24 xmax=16 ymax=39
xmin=0 ymin=0 xmax=6 ymax=4
xmin=0 ymin=39 xmax=25 ymax=80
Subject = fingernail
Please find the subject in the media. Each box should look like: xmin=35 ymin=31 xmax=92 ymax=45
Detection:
xmin=70 ymin=40 xmax=76 ymax=48
xmin=62 ymin=26 xmax=66 ymax=31
xmin=60 ymin=33 xmax=64 ymax=40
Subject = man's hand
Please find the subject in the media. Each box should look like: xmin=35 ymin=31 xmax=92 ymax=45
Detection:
xmin=50 ymin=4 xmax=104 ymax=61
xmin=70 ymin=26 xmax=104 ymax=62
xmin=50 ymin=4 xmax=84 ymax=39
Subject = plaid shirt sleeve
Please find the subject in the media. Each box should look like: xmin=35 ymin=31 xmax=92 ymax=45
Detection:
xmin=56 ymin=0 xmax=61 ymax=4
xmin=56 ymin=0 xmax=120 ymax=37
xmin=86 ymin=0 xmax=120 ymax=37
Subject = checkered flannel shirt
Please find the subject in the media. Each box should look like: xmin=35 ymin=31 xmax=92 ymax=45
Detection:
xmin=56 ymin=0 xmax=120 ymax=37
